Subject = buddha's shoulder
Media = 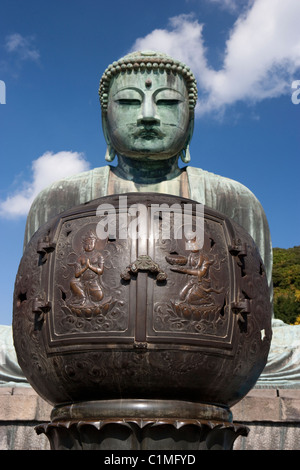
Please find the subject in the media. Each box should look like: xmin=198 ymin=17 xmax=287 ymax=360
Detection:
xmin=30 ymin=166 xmax=110 ymax=205
xmin=41 ymin=166 xmax=110 ymax=190
xmin=186 ymin=166 xmax=261 ymax=202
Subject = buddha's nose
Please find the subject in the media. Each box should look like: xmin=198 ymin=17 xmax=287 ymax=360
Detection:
xmin=137 ymin=96 xmax=160 ymax=125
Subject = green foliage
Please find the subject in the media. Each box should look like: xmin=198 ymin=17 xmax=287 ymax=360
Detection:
xmin=272 ymin=246 xmax=300 ymax=324
xmin=273 ymin=294 xmax=300 ymax=324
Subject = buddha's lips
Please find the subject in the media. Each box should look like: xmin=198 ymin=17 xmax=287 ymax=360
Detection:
xmin=133 ymin=128 xmax=165 ymax=139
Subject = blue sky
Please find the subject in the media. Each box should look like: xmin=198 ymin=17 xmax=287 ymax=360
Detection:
xmin=0 ymin=0 xmax=299 ymax=325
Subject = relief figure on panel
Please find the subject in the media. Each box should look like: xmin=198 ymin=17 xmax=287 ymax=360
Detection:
xmin=69 ymin=230 xmax=104 ymax=308
xmin=167 ymin=236 xmax=223 ymax=313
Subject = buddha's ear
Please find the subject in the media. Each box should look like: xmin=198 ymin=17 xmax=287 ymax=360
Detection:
xmin=180 ymin=116 xmax=194 ymax=164
xmin=102 ymin=113 xmax=116 ymax=162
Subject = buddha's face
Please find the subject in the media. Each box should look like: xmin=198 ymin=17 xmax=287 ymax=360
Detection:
xmin=105 ymin=71 xmax=191 ymax=160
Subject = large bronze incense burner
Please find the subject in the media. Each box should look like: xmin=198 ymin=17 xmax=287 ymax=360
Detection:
xmin=13 ymin=193 xmax=271 ymax=449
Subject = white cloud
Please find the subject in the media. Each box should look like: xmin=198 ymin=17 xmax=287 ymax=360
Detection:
xmin=207 ymin=0 xmax=252 ymax=13
xmin=131 ymin=0 xmax=300 ymax=116
xmin=132 ymin=14 xmax=214 ymax=91
xmin=0 ymin=151 xmax=90 ymax=218
xmin=5 ymin=33 xmax=40 ymax=62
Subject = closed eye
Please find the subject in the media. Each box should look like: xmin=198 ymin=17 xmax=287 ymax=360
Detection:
xmin=156 ymin=99 xmax=181 ymax=106
xmin=116 ymin=99 xmax=141 ymax=105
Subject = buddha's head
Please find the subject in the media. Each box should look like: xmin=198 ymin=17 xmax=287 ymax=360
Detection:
xmin=99 ymin=51 xmax=197 ymax=165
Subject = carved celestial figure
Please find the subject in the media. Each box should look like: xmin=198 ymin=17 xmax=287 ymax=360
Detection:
xmin=69 ymin=231 xmax=104 ymax=308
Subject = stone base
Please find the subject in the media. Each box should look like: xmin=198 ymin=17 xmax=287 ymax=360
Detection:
xmin=232 ymin=388 xmax=300 ymax=450
xmin=2 ymin=388 xmax=300 ymax=450
xmin=0 ymin=387 xmax=50 ymax=450
xmin=35 ymin=400 xmax=248 ymax=450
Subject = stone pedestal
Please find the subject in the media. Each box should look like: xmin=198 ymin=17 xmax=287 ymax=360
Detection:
xmin=35 ymin=400 xmax=248 ymax=450
xmin=2 ymin=387 xmax=300 ymax=450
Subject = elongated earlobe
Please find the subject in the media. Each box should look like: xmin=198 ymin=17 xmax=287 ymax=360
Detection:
xmin=105 ymin=146 xmax=116 ymax=162
xmin=180 ymin=117 xmax=193 ymax=164
xmin=102 ymin=113 xmax=116 ymax=162
xmin=180 ymin=145 xmax=191 ymax=164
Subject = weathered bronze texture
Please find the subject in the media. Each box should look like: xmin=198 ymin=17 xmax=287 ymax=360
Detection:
xmin=36 ymin=397 xmax=249 ymax=450
xmin=36 ymin=417 xmax=248 ymax=450
xmin=121 ymin=254 xmax=168 ymax=282
xmin=13 ymin=193 xmax=272 ymax=412
xmin=49 ymin=399 xmax=233 ymax=422
xmin=10 ymin=50 xmax=274 ymax=450
xmin=36 ymin=398 xmax=249 ymax=450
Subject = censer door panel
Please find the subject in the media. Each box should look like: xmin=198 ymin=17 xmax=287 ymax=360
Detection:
xmin=145 ymin=207 xmax=235 ymax=350
xmin=46 ymin=212 xmax=135 ymax=351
